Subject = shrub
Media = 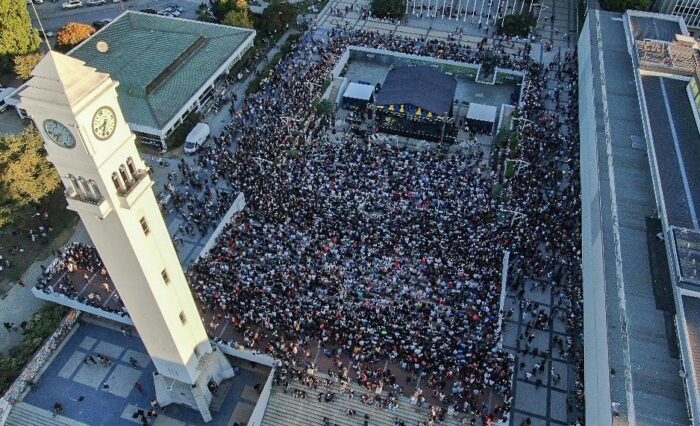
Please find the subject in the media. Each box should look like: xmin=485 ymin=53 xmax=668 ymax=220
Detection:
xmin=56 ymin=22 xmax=95 ymax=50
xmin=13 ymin=52 xmax=44 ymax=80
xmin=166 ymin=112 xmax=201 ymax=149
xmin=370 ymin=0 xmax=404 ymax=20
xmin=497 ymin=14 xmax=536 ymax=38
xmin=0 ymin=305 xmax=69 ymax=393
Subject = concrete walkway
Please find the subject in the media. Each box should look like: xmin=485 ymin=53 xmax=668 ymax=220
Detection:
xmin=0 ymin=224 xmax=91 ymax=355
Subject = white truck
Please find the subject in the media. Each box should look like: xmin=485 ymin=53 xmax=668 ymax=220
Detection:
xmin=184 ymin=123 xmax=210 ymax=154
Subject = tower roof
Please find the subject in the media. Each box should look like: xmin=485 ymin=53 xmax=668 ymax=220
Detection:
xmin=21 ymin=51 xmax=111 ymax=109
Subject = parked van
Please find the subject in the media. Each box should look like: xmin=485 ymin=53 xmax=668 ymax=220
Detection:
xmin=184 ymin=122 xmax=210 ymax=154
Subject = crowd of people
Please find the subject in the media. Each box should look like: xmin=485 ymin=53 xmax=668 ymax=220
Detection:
xmin=31 ymin=24 xmax=583 ymax=425
xmin=185 ymin=27 xmax=582 ymax=424
xmin=34 ymin=242 xmax=127 ymax=317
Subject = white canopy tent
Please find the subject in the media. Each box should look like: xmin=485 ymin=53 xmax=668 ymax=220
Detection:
xmin=466 ymin=103 xmax=498 ymax=122
xmin=343 ymin=82 xmax=374 ymax=102
xmin=466 ymin=103 xmax=498 ymax=134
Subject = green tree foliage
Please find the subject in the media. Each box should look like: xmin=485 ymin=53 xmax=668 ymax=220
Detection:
xmin=600 ymin=0 xmax=652 ymax=12
xmin=0 ymin=1 xmax=41 ymax=73
xmin=497 ymin=14 xmax=536 ymax=37
xmin=56 ymin=22 xmax=95 ymax=50
xmin=214 ymin=0 xmax=247 ymax=19
xmin=0 ymin=127 xmax=61 ymax=227
xmin=223 ymin=8 xmax=253 ymax=28
xmin=314 ymin=99 xmax=334 ymax=116
xmin=257 ymin=2 xmax=297 ymax=36
xmin=370 ymin=0 xmax=404 ymax=20
xmin=13 ymin=52 xmax=44 ymax=80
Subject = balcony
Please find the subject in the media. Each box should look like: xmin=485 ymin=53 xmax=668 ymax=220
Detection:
xmin=116 ymin=170 xmax=153 ymax=208
xmin=65 ymin=190 xmax=112 ymax=218
xmin=117 ymin=170 xmax=148 ymax=197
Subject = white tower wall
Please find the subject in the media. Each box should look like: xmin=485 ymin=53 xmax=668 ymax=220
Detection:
xmin=19 ymin=52 xmax=212 ymax=386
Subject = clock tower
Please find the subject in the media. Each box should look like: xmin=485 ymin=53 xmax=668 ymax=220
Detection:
xmin=20 ymin=51 xmax=233 ymax=422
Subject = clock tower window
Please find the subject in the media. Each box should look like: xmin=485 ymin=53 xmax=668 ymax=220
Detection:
xmin=126 ymin=157 xmax=137 ymax=177
xmin=67 ymin=174 xmax=82 ymax=197
xmin=88 ymin=180 xmax=102 ymax=200
xmin=118 ymin=165 xmax=132 ymax=186
xmin=112 ymin=172 xmax=125 ymax=193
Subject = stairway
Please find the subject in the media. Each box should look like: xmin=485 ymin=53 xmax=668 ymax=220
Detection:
xmin=260 ymin=379 xmax=464 ymax=426
xmin=4 ymin=402 xmax=89 ymax=426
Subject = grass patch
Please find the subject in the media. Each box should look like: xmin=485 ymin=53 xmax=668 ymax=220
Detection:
xmin=0 ymin=304 xmax=69 ymax=394
xmin=504 ymin=160 xmax=516 ymax=180
xmin=0 ymin=191 xmax=78 ymax=296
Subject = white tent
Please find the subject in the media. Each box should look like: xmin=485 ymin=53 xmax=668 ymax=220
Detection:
xmin=343 ymin=82 xmax=374 ymax=101
xmin=466 ymin=103 xmax=497 ymax=123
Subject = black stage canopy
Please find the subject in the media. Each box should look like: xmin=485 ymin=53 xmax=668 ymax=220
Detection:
xmin=375 ymin=66 xmax=457 ymax=116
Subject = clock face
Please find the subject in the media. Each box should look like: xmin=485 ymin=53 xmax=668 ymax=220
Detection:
xmin=43 ymin=119 xmax=76 ymax=149
xmin=92 ymin=106 xmax=117 ymax=140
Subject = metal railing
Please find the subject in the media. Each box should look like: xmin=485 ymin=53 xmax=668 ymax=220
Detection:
xmin=66 ymin=190 xmax=104 ymax=205
xmin=117 ymin=170 xmax=148 ymax=197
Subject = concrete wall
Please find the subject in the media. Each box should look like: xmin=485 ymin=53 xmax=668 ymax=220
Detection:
xmin=578 ymin=14 xmax=614 ymax=426
xmin=246 ymin=367 xmax=276 ymax=426
xmin=198 ymin=192 xmax=246 ymax=261
xmin=31 ymin=287 xmax=134 ymax=326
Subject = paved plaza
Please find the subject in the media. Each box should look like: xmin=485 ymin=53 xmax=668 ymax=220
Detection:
xmin=12 ymin=318 xmax=269 ymax=426
xmin=503 ymin=279 xmax=580 ymax=425
xmin=315 ymin=0 xmax=579 ymax=61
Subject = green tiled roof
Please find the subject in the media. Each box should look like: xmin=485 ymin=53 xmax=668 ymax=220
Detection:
xmin=70 ymin=12 xmax=254 ymax=130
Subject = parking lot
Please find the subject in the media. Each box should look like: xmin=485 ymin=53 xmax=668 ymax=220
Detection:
xmin=28 ymin=0 xmax=203 ymax=32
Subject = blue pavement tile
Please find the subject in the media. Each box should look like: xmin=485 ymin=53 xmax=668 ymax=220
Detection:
xmin=22 ymin=321 xmax=270 ymax=426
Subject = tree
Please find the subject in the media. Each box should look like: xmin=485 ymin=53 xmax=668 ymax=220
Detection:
xmin=56 ymin=22 xmax=95 ymax=50
xmin=0 ymin=1 xmax=41 ymax=73
xmin=497 ymin=14 xmax=535 ymax=37
xmin=314 ymin=99 xmax=334 ymax=116
xmin=213 ymin=0 xmax=248 ymax=19
xmin=13 ymin=52 xmax=44 ymax=80
xmin=600 ymin=0 xmax=652 ymax=12
xmin=0 ymin=127 xmax=61 ymax=227
xmin=370 ymin=0 xmax=404 ymax=20
xmin=223 ymin=8 xmax=253 ymax=28
xmin=257 ymin=2 xmax=297 ymax=36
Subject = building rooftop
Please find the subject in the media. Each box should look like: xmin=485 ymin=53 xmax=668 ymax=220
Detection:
xmin=628 ymin=11 xmax=700 ymax=421
xmin=69 ymin=12 xmax=254 ymax=131
xmin=629 ymin=13 xmax=684 ymax=42
xmin=641 ymin=75 xmax=700 ymax=230
xmin=579 ymin=9 xmax=690 ymax=426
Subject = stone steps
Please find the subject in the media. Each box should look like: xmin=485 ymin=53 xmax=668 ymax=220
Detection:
xmin=4 ymin=402 xmax=89 ymax=426
xmin=260 ymin=379 xmax=463 ymax=426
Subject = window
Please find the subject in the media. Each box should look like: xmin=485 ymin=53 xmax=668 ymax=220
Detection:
xmin=111 ymin=172 xmax=123 ymax=192
xmin=88 ymin=180 xmax=102 ymax=199
xmin=161 ymin=269 xmax=170 ymax=284
xmin=179 ymin=311 xmax=187 ymax=325
xmin=68 ymin=174 xmax=81 ymax=196
xmin=139 ymin=217 xmax=150 ymax=235
xmin=119 ymin=164 xmax=131 ymax=184
xmin=126 ymin=157 xmax=137 ymax=177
